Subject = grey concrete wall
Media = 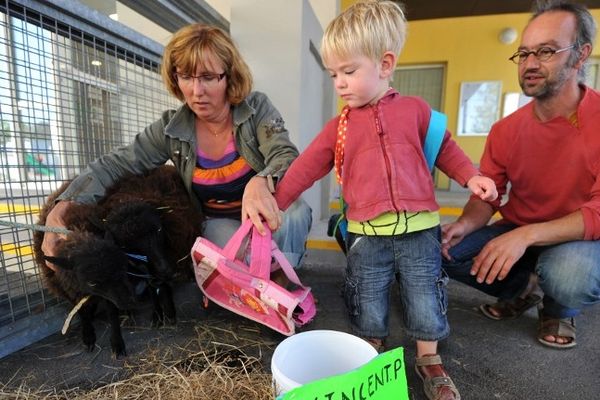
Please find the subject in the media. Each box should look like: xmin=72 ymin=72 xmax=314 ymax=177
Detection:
xmin=230 ymin=0 xmax=335 ymax=220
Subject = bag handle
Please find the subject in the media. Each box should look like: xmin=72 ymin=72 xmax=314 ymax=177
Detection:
xmin=215 ymin=236 xmax=306 ymax=291
xmin=222 ymin=219 xmax=273 ymax=279
xmin=249 ymin=222 xmax=272 ymax=279
xmin=222 ymin=219 xmax=255 ymax=259
xmin=271 ymin=243 xmax=305 ymax=288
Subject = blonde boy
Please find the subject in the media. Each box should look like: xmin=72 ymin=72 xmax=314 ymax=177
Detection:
xmin=275 ymin=2 xmax=497 ymax=399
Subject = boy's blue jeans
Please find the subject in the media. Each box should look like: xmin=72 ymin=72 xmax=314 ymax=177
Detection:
xmin=201 ymin=198 xmax=312 ymax=268
xmin=442 ymin=223 xmax=600 ymax=319
xmin=344 ymin=226 xmax=450 ymax=341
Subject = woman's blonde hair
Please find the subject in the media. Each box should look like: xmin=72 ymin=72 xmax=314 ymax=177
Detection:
xmin=161 ymin=24 xmax=253 ymax=105
xmin=321 ymin=0 xmax=407 ymax=65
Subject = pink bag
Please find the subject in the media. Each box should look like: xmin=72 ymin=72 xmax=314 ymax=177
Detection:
xmin=191 ymin=220 xmax=316 ymax=336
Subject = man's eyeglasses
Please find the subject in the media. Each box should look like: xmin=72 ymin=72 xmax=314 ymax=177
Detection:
xmin=509 ymin=44 xmax=576 ymax=64
xmin=174 ymin=72 xmax=226 ymax=88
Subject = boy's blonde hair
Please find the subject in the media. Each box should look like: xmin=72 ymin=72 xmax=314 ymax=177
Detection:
xmin=321 ymin=0 xmax=407 ymax=64
xmin=161 ymin=24 xmax=253 ymax=105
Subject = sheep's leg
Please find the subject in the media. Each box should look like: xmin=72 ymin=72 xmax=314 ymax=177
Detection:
xmin=78 ymin=301 xmax=97 ymax=352
xmin=105 ymin=301 xmax=127 ymax=358
xmin=151 ymin=283 xmax=176 ymax=327
xmin=158 ymin=283 xmax=176 ymax=325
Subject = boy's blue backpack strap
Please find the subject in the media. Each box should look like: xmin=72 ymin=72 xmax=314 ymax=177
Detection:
xmin=423 ymin=110 xmax=447 ymax=172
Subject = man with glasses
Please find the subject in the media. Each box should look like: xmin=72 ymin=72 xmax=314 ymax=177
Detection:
xmin=441 ymin=0 xmax=600 ymax=349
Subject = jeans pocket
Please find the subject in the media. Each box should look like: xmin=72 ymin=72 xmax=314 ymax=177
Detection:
xmin=436 ymin=269 xmax=449 ymax=315
xmin=343 ymin=277 xmax=360 ymax=318
xmin=421 ymin=226 xmax=442 ymax=252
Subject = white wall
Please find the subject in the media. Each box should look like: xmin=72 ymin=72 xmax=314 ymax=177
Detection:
xmin=307 ymin=0 xmax=338 ymax=30
xmin=115 ymin=2 xmax=172 ymax=45
xmin=230 ymin=0 xmax=335 ymax=220
xmin=207 ymin=0 xmax=338 ymax=30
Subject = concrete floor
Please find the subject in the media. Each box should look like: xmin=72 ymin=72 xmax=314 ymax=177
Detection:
xmin=0 ymin=191 xmax=598 ymax=399
xmin=0 ymin=246 xmax=598 ymax=399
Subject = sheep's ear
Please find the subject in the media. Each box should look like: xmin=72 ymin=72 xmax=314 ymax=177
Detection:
xmin=44 ymin=255 xmax=74 ymax=270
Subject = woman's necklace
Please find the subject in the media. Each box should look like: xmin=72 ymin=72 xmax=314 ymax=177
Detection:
xmin=202 ymin=116 xmax=231 ymax=137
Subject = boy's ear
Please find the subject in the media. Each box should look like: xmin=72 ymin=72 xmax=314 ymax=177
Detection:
xmin=380 ymin=51 xmax=397 ymax=79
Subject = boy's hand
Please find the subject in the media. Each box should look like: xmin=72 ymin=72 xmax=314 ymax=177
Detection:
xmin=466 ymin=176 xmax=498 ymax=202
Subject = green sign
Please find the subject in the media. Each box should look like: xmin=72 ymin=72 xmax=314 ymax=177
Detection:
xmin=277 ymin=347 xmax=408 ymax=400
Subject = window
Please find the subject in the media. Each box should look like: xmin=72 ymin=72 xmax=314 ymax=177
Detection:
xmin=392 ymin=64 xmax=445 ymax=111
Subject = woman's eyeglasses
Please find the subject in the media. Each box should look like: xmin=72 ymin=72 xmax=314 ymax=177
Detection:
xmin=174 ymin=72 xmax=226 ymax=88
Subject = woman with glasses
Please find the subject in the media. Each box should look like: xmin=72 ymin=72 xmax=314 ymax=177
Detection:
xmin=41 ymin=24 xmax=312 ymax=280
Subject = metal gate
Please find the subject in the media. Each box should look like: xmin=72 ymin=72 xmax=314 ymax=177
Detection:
xmin=0 ymin=0 xmax=180 ymax=358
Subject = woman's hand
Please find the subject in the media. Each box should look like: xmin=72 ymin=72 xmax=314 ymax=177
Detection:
xmin=242 ymin=176 xmax=283 ymax=234
xmin=41 ymin=200 xmax=74 ymax=271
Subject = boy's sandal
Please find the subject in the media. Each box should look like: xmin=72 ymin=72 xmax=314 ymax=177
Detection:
xmin=538 ymin=313 xmax=577 ymax=349
xmin=479 ymin=293 xmax=542 ymax=320
xmin=415 ymin=354 xmax=461 ymax=400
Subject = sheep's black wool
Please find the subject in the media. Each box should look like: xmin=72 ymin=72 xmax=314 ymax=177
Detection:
xmin=33 ymin=165 xmax=204 ymax=357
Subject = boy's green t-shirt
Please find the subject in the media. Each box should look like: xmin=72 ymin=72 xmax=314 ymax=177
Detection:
xmin=347 ymin=210 xmax=440 ymax=236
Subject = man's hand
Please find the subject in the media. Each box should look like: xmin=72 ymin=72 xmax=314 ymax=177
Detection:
xmin=467 ymin=176 xmax=498 ymax=202
xmin=441 ymin=221 xmax=468 ymax=260
xmin=470 ymin=228 xmax=529 ymax=284
xmin=41 ymin=200 xmax=74 ymax=271
xmin=241 ymin=176 xmax=283 ymax=235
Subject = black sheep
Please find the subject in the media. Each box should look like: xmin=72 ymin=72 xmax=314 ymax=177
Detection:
xmin=33 ymin=165 xmax=203 ymax=356
xmin=100 ymin=165 xmax=204 ymax=273
xmin=43 ymin=231 xmax=136 ymax=357
xmin=33 ymin=197 xmax=138 ymax=357
xmin=99 ymin=165 xmax=204 ymax=324
xmin=104 ymin=200 xmax=177 ymax=326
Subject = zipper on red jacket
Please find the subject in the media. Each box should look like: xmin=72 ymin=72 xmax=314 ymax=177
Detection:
xmin=373 ymin=106 xmax=401 ymax=211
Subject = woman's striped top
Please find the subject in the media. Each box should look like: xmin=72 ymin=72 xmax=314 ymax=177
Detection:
xmin=192 ymin=137 xmax=256 ymax=218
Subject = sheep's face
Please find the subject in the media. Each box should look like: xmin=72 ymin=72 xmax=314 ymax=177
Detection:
xmin=76 ymin=255 xmax=136 ymax=309
xmin=53 ymin=232 xmax=137 ymax=309
xmin=105 ymin=202 xmax=174 ymax=282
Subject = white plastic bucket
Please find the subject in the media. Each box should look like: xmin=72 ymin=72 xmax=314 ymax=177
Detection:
xmin=271 ymin=330 xmax=378 ymax=396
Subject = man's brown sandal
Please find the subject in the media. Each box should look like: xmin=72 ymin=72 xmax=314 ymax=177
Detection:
xmin=415 ymin=354 xmax=461 ymax=400
xmin=479 ymin=293 xmax=542 ymax=320
xmin=538 ymin=312 xmax=577 ymax=349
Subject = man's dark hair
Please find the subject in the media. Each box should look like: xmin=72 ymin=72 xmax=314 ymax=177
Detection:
xmin=531 ymin=0 xmax=596 ymax=80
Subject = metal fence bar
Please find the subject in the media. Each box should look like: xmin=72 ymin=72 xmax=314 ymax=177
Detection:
xmin=0 ymin=0 xmax=180 ymax=358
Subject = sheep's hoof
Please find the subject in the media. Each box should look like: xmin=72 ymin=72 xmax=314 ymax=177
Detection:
xmin=110 ymin=336 xmax=127 ymax=359
xmin=82 ymin=332 xmax=96 ymax=352
xmin=151 ymin=313 xmax=163 ymax=328
xmin=111 ymin=344 xmax=127 ymax=359
xmin=163 ymin=315 xmax=177 ymax=327
xmin=152 ymin=311 xmax=177 ymax=328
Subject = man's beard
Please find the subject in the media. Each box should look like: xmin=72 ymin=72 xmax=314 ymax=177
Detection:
xmin=519 ymin=63 xmax=573 ymax=101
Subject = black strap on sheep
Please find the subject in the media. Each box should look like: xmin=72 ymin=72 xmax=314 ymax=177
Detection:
xmin=125 ymin=259 xmax=166 ymax=290
xmin=126 ymin=253 xmax=149 ymax=263
xmin=125 ymin=257 xmax=152 ymax=279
